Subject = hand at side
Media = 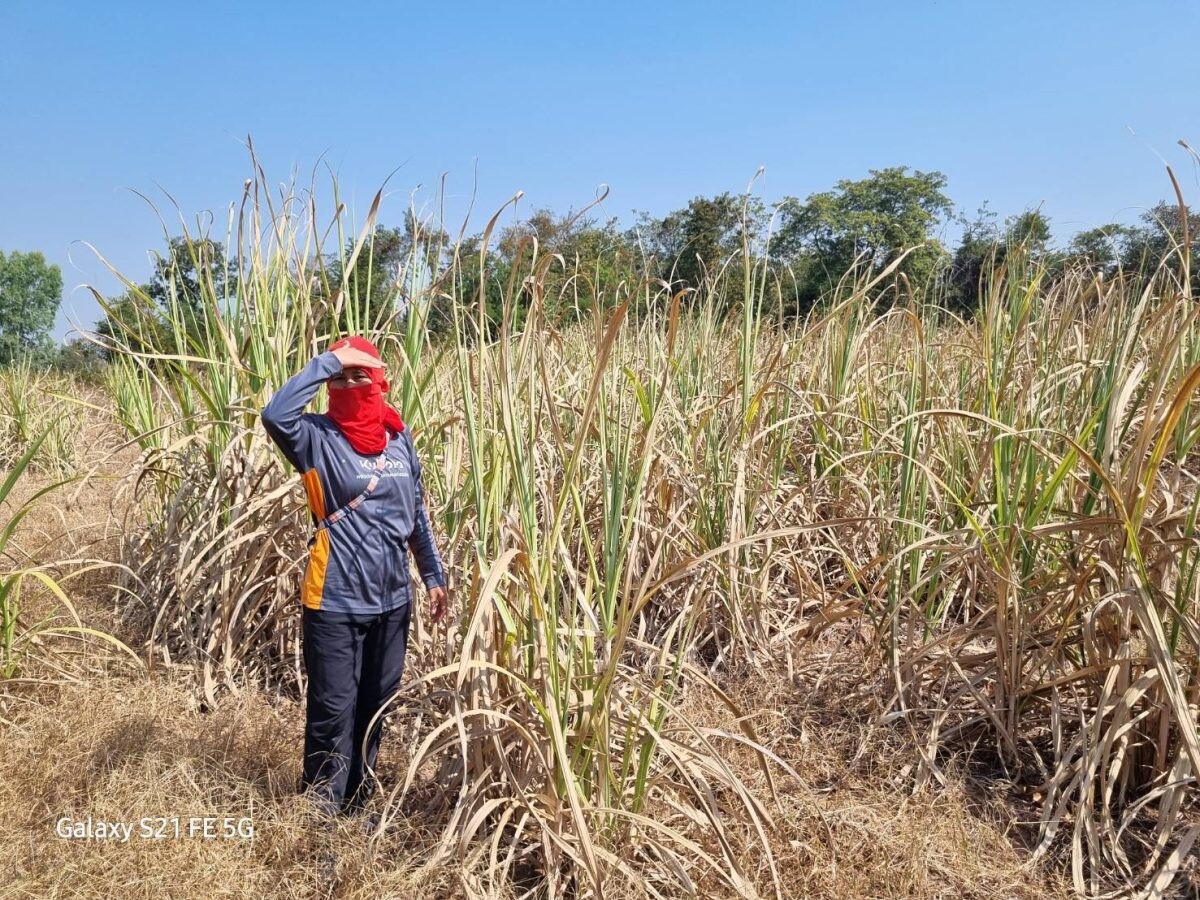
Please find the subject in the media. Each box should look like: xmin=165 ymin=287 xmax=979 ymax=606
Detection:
xmin=428 ymin=585 xmax=449 ymax=623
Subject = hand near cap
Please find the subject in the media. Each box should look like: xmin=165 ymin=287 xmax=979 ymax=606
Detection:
xmin=332 ymin=345 xmax=386 ymax=371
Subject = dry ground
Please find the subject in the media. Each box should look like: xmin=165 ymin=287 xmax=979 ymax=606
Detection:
xmin=0 ymin=435 xmax=1070 ymax=899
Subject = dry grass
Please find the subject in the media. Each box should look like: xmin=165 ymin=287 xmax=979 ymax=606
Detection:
xmin=0 ymin=663 xmax=1067 ymax=900
xmin=0 ymin=391 xmax=1087 ymax=899
xmin=683 ymin=646 xmax=1071 ymax=900
xmin=1 ymin=446 xmax=1069 ymax=898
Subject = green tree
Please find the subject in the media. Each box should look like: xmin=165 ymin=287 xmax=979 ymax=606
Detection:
xmin=337 ymin=224 xmax=406 ymax=325
xmin=636 ymin=193 xmax=765 ymax=298
xmin=449 ymin=233 xmax=513 ymax=341
xmin=496 ymin=208 xmax=637 ymax=321
xmin=773 ymin=167 xmax=953 ymax=312
xmin=0 ymin=250 xmax=63 ymax=364
xmin=1067 ymin=224 xmax=1137 ymax=274
xmin=326 ymin=212 xmax=449 ymax=334
xmin=942 ymin=208 xmax=1052 ymax=314
xmin=145 ymin=236 xmax=230 ymax=345
xmin=91 ymin=288 xmax=166 ymax=360
xmin=1005 ymin=209 xmax=1051 ymax=251
xmin=88 ymin=236 xmax=226 ymax=358
xmin=942 ymin=206 xmax=1001 ymax=315
xmin=1121 ymin=203 xmax=1200 ymax=285
xmin=55 ymin=336 xmax=108 ymax=380
xmin=145 ymin=236 xmax=229 ymax=307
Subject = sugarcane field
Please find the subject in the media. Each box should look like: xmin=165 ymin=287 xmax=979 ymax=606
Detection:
xmin=2 ymin=4 xmax=1199 ymax=898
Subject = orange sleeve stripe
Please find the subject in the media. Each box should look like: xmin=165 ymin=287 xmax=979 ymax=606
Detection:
xmin=300 ymin=469 xmax=329 ymax=610
xmin=303 ymin=531 xmax=330 ymax=610
xmin=301 ymin=469 xmax=327 ymax=519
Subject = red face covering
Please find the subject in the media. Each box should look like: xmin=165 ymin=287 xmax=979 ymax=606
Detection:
xmin=325 ymin=336 xmax=405 ymax=455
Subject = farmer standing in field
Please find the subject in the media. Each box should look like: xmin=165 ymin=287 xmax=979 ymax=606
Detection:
xmin=261 ymin=336 xmax=449 ymax=818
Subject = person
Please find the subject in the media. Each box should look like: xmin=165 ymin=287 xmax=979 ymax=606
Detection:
xmin=261 ymin=335 xmax=449 ymax=817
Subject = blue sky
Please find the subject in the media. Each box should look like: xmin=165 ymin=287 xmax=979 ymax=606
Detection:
xmin=2 ymin=0 xmax=1198 ymax=340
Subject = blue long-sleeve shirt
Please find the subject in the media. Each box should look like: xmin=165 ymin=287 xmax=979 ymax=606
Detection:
xmin=261 ymin=351 xmax=446 ymax=614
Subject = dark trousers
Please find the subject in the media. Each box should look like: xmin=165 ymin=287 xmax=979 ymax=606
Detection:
xmin=300 ymin=602 xmax=412 ymax=814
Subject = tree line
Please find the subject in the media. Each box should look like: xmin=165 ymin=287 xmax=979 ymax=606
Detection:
xmin=3 ymin=166 xmax=1197 ymax=372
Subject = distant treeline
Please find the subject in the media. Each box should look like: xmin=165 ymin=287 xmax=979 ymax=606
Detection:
xmin=4 ymin=165 xmax=1198 ymax=374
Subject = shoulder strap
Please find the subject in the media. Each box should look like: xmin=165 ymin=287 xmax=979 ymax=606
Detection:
xmin=308 ymin=447 xmax=388 ymax=543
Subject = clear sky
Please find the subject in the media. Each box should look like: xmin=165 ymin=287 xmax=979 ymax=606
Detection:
xmin=3 ymin=0 xmax=1198 ymax=340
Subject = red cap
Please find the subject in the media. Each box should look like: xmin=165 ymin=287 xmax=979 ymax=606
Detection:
xmin=328 ymin=335 xmax=382 ymax=360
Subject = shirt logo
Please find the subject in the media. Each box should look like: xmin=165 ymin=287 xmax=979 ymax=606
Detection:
xmin=357 ymin=456 xmax=409 ymax=478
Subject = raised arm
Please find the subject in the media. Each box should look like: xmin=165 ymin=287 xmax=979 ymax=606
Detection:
xmin=261 ymin=351 xmax=342 ymax=471
xmin=403 ymin=430 xmax=447 ymax=589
